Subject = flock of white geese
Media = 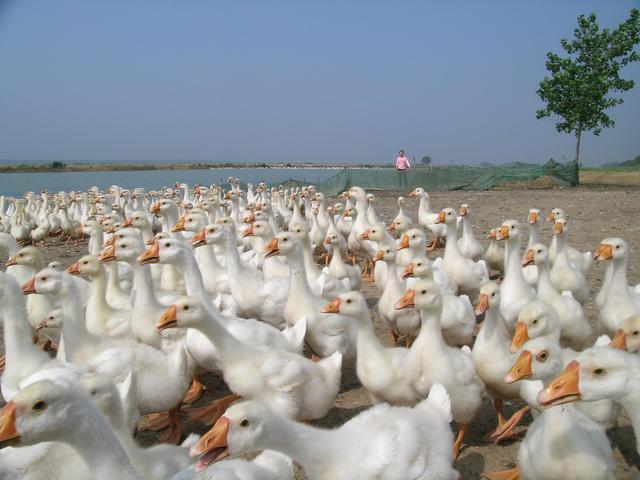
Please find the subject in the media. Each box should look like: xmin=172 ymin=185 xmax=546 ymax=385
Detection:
xmin=0 ymin=182 xmax=639 ymax=480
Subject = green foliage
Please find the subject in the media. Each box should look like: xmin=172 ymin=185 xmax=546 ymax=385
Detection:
xmin=421 ymin=155 xmax=432 ymax=165
xmin=50 ymin=161 xmax=66 ymax=169
xmin=536 ymin=9 xmax=640 ymax=166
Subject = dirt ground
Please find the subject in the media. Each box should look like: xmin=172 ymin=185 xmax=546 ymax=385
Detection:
xmin=2 ymin=186 xmax=639 ymax=478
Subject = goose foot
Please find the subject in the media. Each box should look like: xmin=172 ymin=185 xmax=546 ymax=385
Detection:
xmin=155 ymin=407 xmax=183 ymax=445
xmin=485 ymin=405 xmax=530 ymax=444
xmin=482 ymin=467 xmax=520 ymax=480
xmin=183 ymin=393 xmax=241 ymax=427
xmin=452 ymin=422 xmax=470 ymax=460
xmin=138 ymin=412 xmax=172 ymax=432
xmin=183 ymin=376 xmax=206 ymax=404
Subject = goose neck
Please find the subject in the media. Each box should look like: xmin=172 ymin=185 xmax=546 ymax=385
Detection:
xmin=2 ymin=293 xmax=41 ymax=365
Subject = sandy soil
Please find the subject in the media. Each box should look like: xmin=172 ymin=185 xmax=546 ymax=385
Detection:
xmin=2 ymin=186 xmax=639 ymax=478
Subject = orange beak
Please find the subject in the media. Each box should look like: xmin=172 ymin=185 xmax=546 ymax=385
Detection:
xmin=66 ymin=261 xmax=80 ymax=275
xmin=264 ymin=238 xmax=279 ymax=258
xmin=342 ymin=209 xmax=350 ymax=218
xmin=322 ymin=298 xmax=341 ymax=314
xmin=158 ymin=305 xmax=178 ymax=330
xmin=398 ymin=235 xmax=410 ymax=250
xmin=486 ymin=229 xmax=497 ymax=240
xmin=191 ymin=228 xmax=207 ymax=248
xmin=150 ymin=202 xmax=160 ymax=214
xmin=245 ymin=214 xmax=256 ymax=223
xmin=408 ymin=190 xmax=417 ymax=197
xmin=537 ymin=360 xmax=581 ymax=407
xmin=395 ymin=289 xmax=416 ymax=310
xmin=242 ymin=225 xmax=254 ymax=238
xmin=190 ymin=416 xmax=230 ymax=471
xmin=387 ymin=222 xmax=396 ymax=232
xmin=401 ymin=263 xmax=414 ymax=279
xmin=528 ymin=211 xmax=538 ymax=224
xmin=105 ymin=234 xmax=116 ymax=246
xmin=474 ymin=293 xmax=490 ymax=316
xmin=459 ymin=206 xmax=468 ymax=217
xmin=504 ymin=350 xmax=533 ymax=383
xmin=323 ymin=236 xmax=332 ymax=245
xmin=21 ymin=277 xmax=37 ymax=295
xmin=495 ymin=226 xmax=510 ymax=241
xmin=609 ymin=329 xmax=627 ymax=350
xmin=171 ymin=216 xmax=186 ymax=233
xmin=373 ymin=250 xmax=384 ymax=262
xmin=123 ymin=218 xmax=133 ymax=227
xmin=98 ymin=245 xmax=117 ymax=263
xmin=522 ymin=249 xmax=535 ymax=267
xmin=434 ymin=211 xmax=446 ymax=224
xmin=553 ymin=221 xmax=563 ymax=234
xmin=138 ymin=243 xmax=160 ymax=265
xmin=6 ymin=256 xmax=17 ymax=267
xmin=594 ymin=244 xmax=613 ymax=261
xmin=223 ymin=192 xmax=231 ymax=200
xmin=0 ymin=402 xmax=20 ymax=448
xmin=359 ymin=230 xmax=370 ymax=240
xmin=510 ymin=321 xmax=530 ymax=354
xmin=546 ymin=212 xmax=555 ymax=222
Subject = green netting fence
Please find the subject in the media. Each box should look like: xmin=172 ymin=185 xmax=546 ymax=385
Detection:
xmin=305 ymin=160 xmax=578 ymax=195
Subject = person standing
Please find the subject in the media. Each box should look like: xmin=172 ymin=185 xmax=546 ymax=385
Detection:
xmin=396 ymin=149 xmax=411 ymax=188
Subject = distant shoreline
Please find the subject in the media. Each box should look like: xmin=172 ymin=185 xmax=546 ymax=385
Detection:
xmin=0 ymin=162 xmax=395 ymax=173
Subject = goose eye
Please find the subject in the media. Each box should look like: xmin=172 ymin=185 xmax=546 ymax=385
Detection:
xmin=511 ymin=226 xmax=515 ymax=229
xmin=183 ymin=305 xmax=189 ymax=311
xmin=532 ymin=320 xmax=538 ymax=325
xmin=165 ymin=243 xmax=170 ymax=247
xmin=417 ymin=263 xmax=422 ymax=267
xmin=537 ymin=351 xmax=548 ymax=362
xmin=283 ymin=238 xmax=288 ymax=242
xmin=240 ymin=419 xmax=249 ymax=427
xmin=346 ymin=299 xmax=352 ymax=304
xmin=83 ymin=261 xmax=88 ymax=265
xmin=593 ymin=368 xmax=606 ymax=376
xmin=491 ymin=293 xmax=496 ymax=297
xmin=412 ymin=235 xmax=416 ymax=239
xmin=32 ymin=400 xmax=47 ymax=411
xmin=615 ymin=245 xmax=620 ymax=249
xmin=421 ymin=290 xmax=426 ymax=294
xmin=633 ymin=331 xmax=639 ymax=336
xmin=41 ymin=277 xmax=47 ymax=282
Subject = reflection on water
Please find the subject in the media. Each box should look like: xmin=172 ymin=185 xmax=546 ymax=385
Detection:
xmin=0 ymin=168 xmax=337 ymax=197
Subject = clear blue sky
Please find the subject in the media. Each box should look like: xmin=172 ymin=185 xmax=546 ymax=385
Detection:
xmin=0 ymin=0 xmax=638 ymax=166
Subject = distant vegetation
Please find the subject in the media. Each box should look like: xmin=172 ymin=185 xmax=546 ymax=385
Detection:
xmin=602 ymin=155 xmax=640 ymax=168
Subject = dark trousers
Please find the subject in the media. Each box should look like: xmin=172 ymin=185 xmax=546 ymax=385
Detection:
xmin=398 ymin=169 xmax=408 ymax=187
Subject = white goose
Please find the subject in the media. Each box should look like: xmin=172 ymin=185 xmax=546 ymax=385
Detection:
xmin=456 ymin=203 xmax=484 ymax=261
xmin=409 ymin=187 xmax=446 ymax=250
xmin=188 ymin=389 xmax=458 ymax=480
xmin=549 ymin=218 xmax=590 ymax=304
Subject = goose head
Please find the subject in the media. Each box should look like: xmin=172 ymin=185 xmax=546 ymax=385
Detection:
xmin=190 ymin=400 xmax=274 ymax=471
xmin=347 ymin=186 xmax=366 ymax=202
xmin=125 ymin=211 xmax=151 ymax=231
xmin=264 ymin=232 xmax=300 ymax=259
xmin=373 ymin=244 xmax=396 ymax=263
xmin=214 ymin=216 xmax=236 ymax=232
xmin=398 ymin=228 xmax=426 ymax=251
xmin=193 ymin=224 xmax=228 ymax=248
xmin=22 ymin=268 xmax=66 ymax=296
xmin=81 ymin=217 xmax=102 ymax=235
xmin=395 ymin=279 xmax=442 ymax=312
xmin=157 ymin=296 xmax=207 ymax=331
xmin=546 ymin=207 xmax=566 ymax=222
xmin=510 ymin=300 xmax=559 ymax=353
xmin=402 ymin=256 xmax=433 ymax=280
xmin=323 ymin=231 xmax=340 ymax=248
xmin=104 ymin=227 xmax=141 ymax=247
xmin=522 ymin=243 xmax=548 ymax=268
xmin=408 ymin=187 xmax=426 ymax=198
xmin=0 ymin=379 xmax=89 ymax=448
xmin=244 ymin=220 xmax=273 ymax=240
xmin=139 ymin=237 xmax=189 ymax=266
xmin=342 ymin=205 xmax=356 ymax=219
xmin=459 ymin=203 xmax=471 ymax=217
xmin=6 ymin=246 xmax=44 ymax=270
xmin=322 ymin=291 xmax=368 ymax=322
xmin=289 ymin=223 xmax=311 ymax=242
xmin=528 ymin=208 xmax=541 ymax=225
xmin=496 ymin=219 xmax=521 ymax=242
xmin=173 ymin=212 xmax=207 ymax=233
xmin=538 ymin=347 xmax=639 ymax=407
xmin=474 ymin=281 xmax=500 ymax=315
xmin=79 ymin=374 xmax=127 ymax=426
xmin=314 ymin=192 xmax=326 ymax=204
xmin=67 ymin=255 xmax=102 ymax=277
xmin=100 ymin=237 xmax=145 ymax=265
xmin=552 ymin=217 xmax=568 ymax=237
xmin=505 ymin=337 xmax=563 ymax=384
xmin=358 ymin=225 xmax=383 ymax=242
xmin=594 ymin=237 xmax=627 ymax=263
xmin=36 ymin=308 xmax=63 ymax=331
xmin=434 ymin=207 xmax=457 ymax=226
xmin=610 ymin=315 xmax=640 ymax=352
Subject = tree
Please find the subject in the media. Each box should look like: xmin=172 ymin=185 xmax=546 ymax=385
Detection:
xmin=536 ymin=9 xmax=640 ymax=172
xmin=50 ymin=161 xmax=66 ymax=169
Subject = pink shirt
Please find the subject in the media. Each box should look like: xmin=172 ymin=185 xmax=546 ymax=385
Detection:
xmin=396 ymin=156 xmax=411 ymax=170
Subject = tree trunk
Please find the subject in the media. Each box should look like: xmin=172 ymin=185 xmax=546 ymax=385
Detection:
xmin=574 ymin=129 xmax=582 ymax=166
